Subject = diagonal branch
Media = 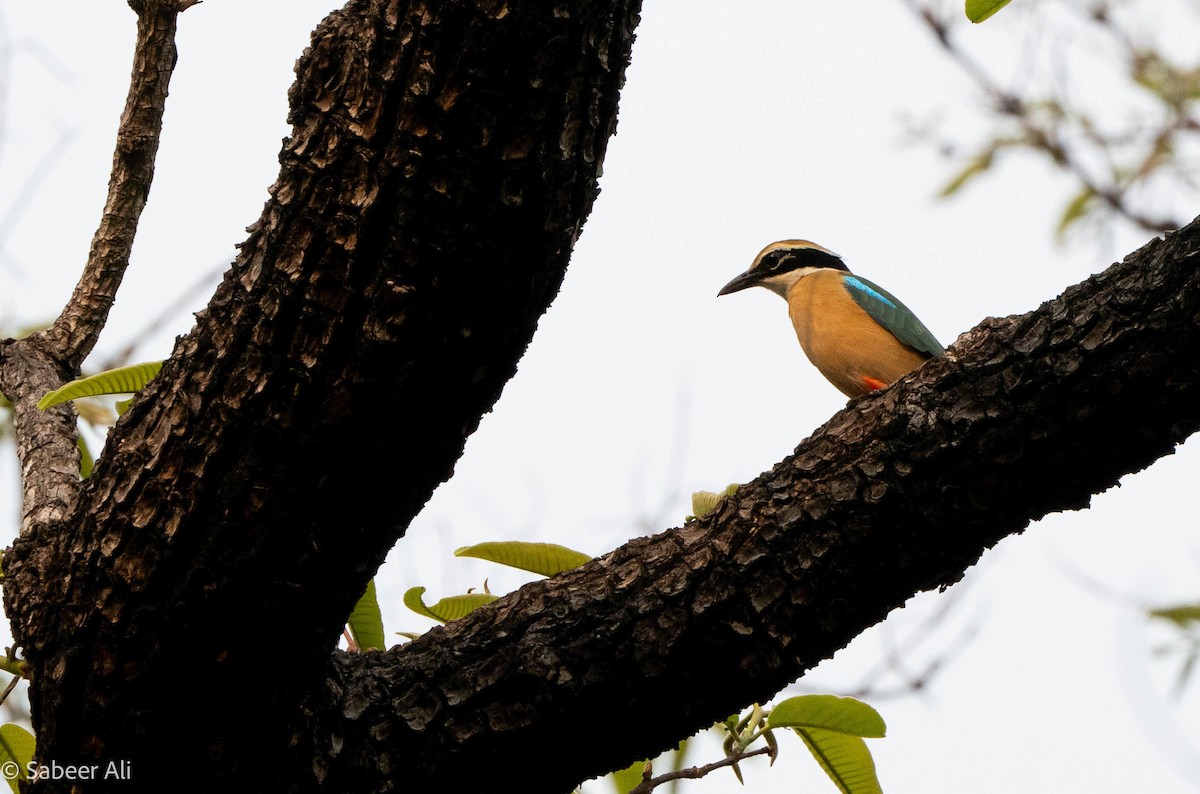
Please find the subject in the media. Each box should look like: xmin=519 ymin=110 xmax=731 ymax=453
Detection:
xmin=0 ymin=0 xmax=198 ymax=549
xmin=4 ymin=2 xmax=642 ymax=789
xmin=40 ymin=0 xmax=198 ymax=370
xmin=291 ymin=221 xmax=1200 ymax=793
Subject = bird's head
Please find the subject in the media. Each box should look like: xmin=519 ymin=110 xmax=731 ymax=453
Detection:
xmin=717 ymin=239 xmax=847 ymax=298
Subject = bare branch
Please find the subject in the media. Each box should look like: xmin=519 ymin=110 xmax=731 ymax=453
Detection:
xmin=904 ymin=0 xmax=1182 ymax=235
xmin=40 ymin=0 xmax=195 ymax=370
xmin=628 ymin=746 xmax=773 ymax=794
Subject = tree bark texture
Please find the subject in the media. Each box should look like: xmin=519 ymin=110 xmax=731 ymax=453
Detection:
xmin=46 ymin=0 xmax=185 ymax=370
xmin=2 ymin=0 xmax=1199 ymax=792
xmin=3 ymin=0 xmax=639 ymax=790
xmin=0 ymin=0 xmax=189 ymax=547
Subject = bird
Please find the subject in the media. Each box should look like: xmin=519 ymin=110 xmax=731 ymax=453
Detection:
xmin=718 ymin=239 xmax=944 ymax=398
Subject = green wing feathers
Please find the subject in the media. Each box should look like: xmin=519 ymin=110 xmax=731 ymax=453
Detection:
xmin=841 ymin=275 xmax=944 ymax=357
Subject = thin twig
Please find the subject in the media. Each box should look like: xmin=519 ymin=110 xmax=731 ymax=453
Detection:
xmin=0 ymin=126 xmax=79 ymax=278
xmin=627 ymin=746 xmax=773 ymax=794
xmin=903 ymin=0 xmax=1180 ymax=235
xmin=0 ymin=675 xmax=19 ymax=708
xmin=97 ymin=261 xmax=224 ymax=370
xmin=40 ymin=0 xmax=197 ymax=370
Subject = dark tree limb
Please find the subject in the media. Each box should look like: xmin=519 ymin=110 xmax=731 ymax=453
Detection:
xmin=289 ymin=223 xmax=1200 ymax=793
xmin=4 ymin=0 xmax=640 ymax=790
xmin=42 ymin=0 xmax=194 ymax=370
xmin=4 ymin=0 xmax=1198 ymax=792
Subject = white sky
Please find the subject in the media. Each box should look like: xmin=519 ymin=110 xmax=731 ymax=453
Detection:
xmin=2 ymin=1 xmax=1198 ymax=792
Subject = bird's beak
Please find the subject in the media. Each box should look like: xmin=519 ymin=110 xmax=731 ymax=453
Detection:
xmin=717 ymin=270 xmax=760 ymax=297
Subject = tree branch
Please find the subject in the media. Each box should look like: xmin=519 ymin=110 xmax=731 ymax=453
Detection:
xmin=904 ymin=0 xmax=1181 ymax=235
xmin=0 ymin=344 xmax=80 ymax=535
xmin=289 ymin=222 xmax=1200 ymax=793
xmin=41 ymin=0 xmax=194 ymax=369
xmin=7 ymin=1 xmax=1199 ymax=792
xmin=5 ymin=1 xmax=641 ymax=789
xmin=629 ymin=746 xmax=773 ymax=793
xmin=0 ymin=0 xmax=194 ymax=627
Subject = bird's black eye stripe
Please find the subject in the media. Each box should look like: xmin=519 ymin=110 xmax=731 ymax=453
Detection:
xmin=757 ymin=246 xmax=846 ymax=273
xmin=764 ymin=252 xmax=793 ymax=272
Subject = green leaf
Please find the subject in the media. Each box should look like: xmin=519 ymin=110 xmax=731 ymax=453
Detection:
xmin=793 ymin=728 xmax=882 ymax=794
xmin=0 ymin=724 xmax=34 ymax=793
xmin=1056 ymin=186 xmax=1097 ymax=240
xmin=768 ymin=695 xmax=886 ymax=738
xmin=764 ymin=727 xmax=779 ymax=765
xmin=609 ymin=759 xmax=645 ymax=794
xmin=347 ymin=579 xmax=386 ymax=652
xmin=938 ymin=151 xmax=994 ymax=198
xmin=454 ymin=541 xmax=591 ymax=577
xmin=965 ymin=0 xmax=1012 ymax=23
xmin=769 ymin=696 xmax=885 ymax=794
xmin=730 ymin=758 xmax=744 ymax=785
xmin=0 ymin=660 xmax=22 ymax=679
xmin=37 ymin=361 xmax=163 ymax=410
xmin=77 ymin=436 xmax=94 ymax=480
xmin=402 ymin=587 xmax=498 ymax=623
xmin=1149 ymin=604 xmax=1200 ymax=626
xmin=687 ymin=484 xmax=738 ymax=520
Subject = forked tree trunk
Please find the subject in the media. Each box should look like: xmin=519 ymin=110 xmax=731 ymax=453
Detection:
xmin=0 ymin=1 xmax=1197 ymax=792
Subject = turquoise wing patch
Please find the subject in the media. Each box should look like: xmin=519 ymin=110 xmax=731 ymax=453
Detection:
xmin=842 ymin=275 xmax=944 ymax=357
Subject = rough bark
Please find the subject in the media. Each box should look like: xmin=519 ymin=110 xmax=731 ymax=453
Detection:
xmin=2 ymin=0 xmax=1198 ymax=792
xmin=3 ymin=0 xmax=639 ymax=790
xmin=0 ymin=0 xmax=191 ymax=543
xmin=285 ymin=223 xmax=1200 ymax=793
xmin=46 ymin=0 xmax=191 ymax=370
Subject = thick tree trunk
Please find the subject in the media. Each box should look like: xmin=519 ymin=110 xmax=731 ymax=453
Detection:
xmin=1 ymin=0 xmax=1198 ymax=792
xmin=2 ymin=0 xmax=640 ymax=790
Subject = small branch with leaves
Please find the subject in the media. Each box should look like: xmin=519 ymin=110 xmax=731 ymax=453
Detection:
xmin=626 ymin=747 xmax=774 ymax=794
xmin=905 ymin=0 xmax=1189 ymax=240
xmin=621 ymin=696 xmax=886 ymax=794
